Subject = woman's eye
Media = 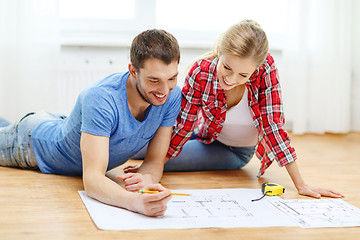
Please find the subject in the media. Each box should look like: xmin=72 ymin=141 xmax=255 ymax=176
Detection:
xmin=224 ymin=65 xmax=231 ymax=70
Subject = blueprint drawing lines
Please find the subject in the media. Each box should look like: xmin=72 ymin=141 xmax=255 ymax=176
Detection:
xmin=268 ymin=198 xmax=360 ymax=228
xmin=168 ymin=193 xmax=253 ymax=218
xmin=79 ymin=189 xmax=360 ymax=230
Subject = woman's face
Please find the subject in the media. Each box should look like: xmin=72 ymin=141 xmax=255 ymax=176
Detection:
xmin=216 ymin=54 xmax=257 ymax=90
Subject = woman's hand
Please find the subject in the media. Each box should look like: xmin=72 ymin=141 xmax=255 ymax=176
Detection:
xmin=123 ymin=164 xmax=140 ymax=173
xmin=131 ymin=184 xmax=172 ymax=217
xmin=285 ymin=161 xmax=344 ymax=199
xmin=296 ymin=184 xmax=344 ymax=199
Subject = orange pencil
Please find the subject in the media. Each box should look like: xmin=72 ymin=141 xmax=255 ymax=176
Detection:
xmin=137 ymin=190 xmax=190 ymax=196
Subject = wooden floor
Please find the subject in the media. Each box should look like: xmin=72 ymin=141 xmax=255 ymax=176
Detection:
xmin=1 ymin=133 xmax=360 ymax=240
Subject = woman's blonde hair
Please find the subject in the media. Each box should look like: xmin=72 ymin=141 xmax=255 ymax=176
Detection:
xmin=203 ymin=20 xmax=269 ymax=68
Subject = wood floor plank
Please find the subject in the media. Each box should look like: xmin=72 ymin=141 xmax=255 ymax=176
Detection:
xmin=1 ymin=133 xmax=359 ymax=240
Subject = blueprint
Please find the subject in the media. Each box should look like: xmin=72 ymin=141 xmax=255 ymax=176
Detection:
xmin=164 ymin=188 xmax=296 ymax=229
xmin=267 ymin=198 xmax=360 ymax=228
xmin=78 ymin=188 xmax=360 ymax=230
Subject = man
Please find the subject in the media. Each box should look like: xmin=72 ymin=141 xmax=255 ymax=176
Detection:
xmin=0 ymin=29 xmax=182 ymax=217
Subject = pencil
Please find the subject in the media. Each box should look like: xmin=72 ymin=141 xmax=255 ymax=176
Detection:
xmin=137 ymin=190 xmax=190 ymax=196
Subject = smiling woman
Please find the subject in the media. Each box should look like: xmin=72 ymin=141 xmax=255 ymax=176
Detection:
xmin=217 ymin=55 xmax=257 ymax=90
xmin=156 ymin=19 xmax=344 ymax=201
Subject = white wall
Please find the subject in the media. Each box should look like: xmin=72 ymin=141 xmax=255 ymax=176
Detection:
xmin=0 ymin=0 xmax=59 ymax=122
xmin=3 ymin=40 xmax=359 ymax=132
xmin=58 ymin=36 xmax=359 ymax=132
xmin=351 ymin=0 xmax=360 ymax=131
xmin=58 ymin=45 xmax=210 ymax=115
xmin=59 ymin=46 xmax=130 ymax=115
xmin=1 ymin=0 xmax=359 ymax=131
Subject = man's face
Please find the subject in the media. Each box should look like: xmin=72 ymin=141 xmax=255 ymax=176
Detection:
xmin=134 ymin=59 xmax=178 ymax=106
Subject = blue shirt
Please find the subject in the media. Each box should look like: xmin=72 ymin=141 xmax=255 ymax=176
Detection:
xmin=32 ymin=72 xmax=181 ymax=175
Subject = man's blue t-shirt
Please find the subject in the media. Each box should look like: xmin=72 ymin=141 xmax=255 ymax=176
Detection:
xmin=32 ymin=72 xmax=181 ymax=175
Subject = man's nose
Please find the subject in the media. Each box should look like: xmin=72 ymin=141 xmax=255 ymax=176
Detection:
xmin=158 ymin=82 xmax=169 ymax=94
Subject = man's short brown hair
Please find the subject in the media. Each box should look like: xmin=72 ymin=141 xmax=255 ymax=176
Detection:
xmin=130 ymin=29 xmax=180 ymax=70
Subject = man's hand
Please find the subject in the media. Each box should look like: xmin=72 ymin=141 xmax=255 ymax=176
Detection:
xmin=117 ymin=172 xmax=152 ymax=191
xmin=131 ymin=184 xmax=172 ymax=217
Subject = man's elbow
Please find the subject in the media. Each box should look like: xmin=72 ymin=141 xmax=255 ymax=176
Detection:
xmin=82 ymin=172 xmax=101 ymax=198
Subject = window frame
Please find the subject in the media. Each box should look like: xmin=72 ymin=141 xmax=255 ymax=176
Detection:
xmin=60 ymin=0 xmax=285 ymax=50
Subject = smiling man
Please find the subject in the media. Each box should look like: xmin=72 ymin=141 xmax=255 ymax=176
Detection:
xmin=0 ymin=29 xmax=182 ymax=217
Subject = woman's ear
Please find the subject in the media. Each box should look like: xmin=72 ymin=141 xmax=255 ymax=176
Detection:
xmin=128 ymin=63 xmax=137 ymax=78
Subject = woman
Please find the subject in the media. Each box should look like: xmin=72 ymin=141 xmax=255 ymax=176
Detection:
xmin=133 ymin=20 xmax=343 ymax=199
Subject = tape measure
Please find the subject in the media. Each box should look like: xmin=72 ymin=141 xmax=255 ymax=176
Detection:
xmin=251 ymin=182 xmax=285 ymax=202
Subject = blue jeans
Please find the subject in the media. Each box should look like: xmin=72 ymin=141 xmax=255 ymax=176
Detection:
xmin=0 ymin=111 xmax=64 ymax=169
xmin=132 ymin=135 xmax=256 ymax=172
xmin=0 ymin=117 xmax=10 ymax=127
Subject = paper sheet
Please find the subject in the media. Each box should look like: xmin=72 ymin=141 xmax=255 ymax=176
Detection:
xmin=78 ymin=188 xmax=360 ymax=230
xmin=78 ymin=188 xmax=296 ymax=230
xmin=267 ymin=198 xmax=360 ymax=228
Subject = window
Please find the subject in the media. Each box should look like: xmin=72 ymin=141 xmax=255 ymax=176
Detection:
xmin=156 ymin=0 xmax=287 ymax=33
xmin=59 ymin=0 xmax=135 ymax=19
xmin=59 ymin=0 xmax=288 ymax=49
xmin=155 ymin=0 xmax=288 ymax=49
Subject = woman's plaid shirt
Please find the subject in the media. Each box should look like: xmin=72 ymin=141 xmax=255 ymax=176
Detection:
xmin=166 ymin=53 xmax=297 ymax=177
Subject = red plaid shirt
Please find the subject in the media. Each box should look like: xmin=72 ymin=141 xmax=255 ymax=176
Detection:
xmin=166 ymin=53 xmax=297 ymax=177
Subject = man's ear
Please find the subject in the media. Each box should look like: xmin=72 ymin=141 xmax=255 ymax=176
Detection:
xmin=128 ymin=63 xmax=137 ymax=78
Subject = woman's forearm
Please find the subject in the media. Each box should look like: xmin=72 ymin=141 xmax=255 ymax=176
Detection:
xmin=285 ymin=161 xmax=306 ymax=190
xmin=137 ymin=160 xmax=165 ymax=183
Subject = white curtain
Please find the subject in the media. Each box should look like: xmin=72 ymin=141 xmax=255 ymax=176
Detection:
xmin=0 ymin=0 xmax=60 ymax=122
xmin=281 ymin=0 xmax=352 ymax=134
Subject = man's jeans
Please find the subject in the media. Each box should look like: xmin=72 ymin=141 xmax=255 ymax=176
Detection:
xmin=0 ymin=117 xmax=10 ymax=127
xmin=0 ymin=111 xmax=63 ymax=169
xmin=132 ymin=135 xmax=256 ymax=172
